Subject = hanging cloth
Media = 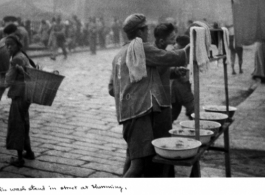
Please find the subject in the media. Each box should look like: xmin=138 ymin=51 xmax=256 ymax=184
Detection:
xmin=220 ymin=27 xmax=231 ymax=65
xmin=126 ymin=37 xmax=147 ymax=83
xmin=189 ymin=27 xmax=211 ymax=77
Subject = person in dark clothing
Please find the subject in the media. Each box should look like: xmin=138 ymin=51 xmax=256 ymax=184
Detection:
xmin=4 ymin=34 xmax=35 ymax=167
xmin=153 ymin=22 xmax=184 ymax=177
xmin=97 ymin=17 xmax=106 ymax=49
xmin=0 ymin=24 xmax=18 ymax=100
xmin=50 ymin=16 xmax=67 ymax=60
xmin=88 ymin=17 xmax=97 ymax=55
xmin=38 ymin=20 xmax=50 ymax=47
xmin=82 ymin=23 xmax=89 ymax=47
xmin=108 ymin=14 xmax=189 ymax=177
xmin=171 ymin=35 xmax=194 ymax=122
xmin=72 ymin=15 xmax=82 ymax=47
xmin=227 ymin=25 xmax=243 ymax=74
xmin=111 ymin=18 xmax=121 ymax=46
xmin=25 ymin=20 xmax=31 ymax=44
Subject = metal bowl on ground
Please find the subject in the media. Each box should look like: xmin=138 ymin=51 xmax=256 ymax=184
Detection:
xmin=203 ymin=105 xmax=237 ymax=118
xmin=169 ymin=128 xmax=214 ymax=145
xmin=151 ymin=137 xmax=202 ymax=159
xmin=191 ymin=112 xmax=228 ymax=126
xmin=180 ymin=120 xmax=221 ymax=134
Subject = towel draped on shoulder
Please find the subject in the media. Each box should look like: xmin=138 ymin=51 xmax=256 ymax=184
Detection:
xmin=126 ymin=37 xmax=147 ymax=83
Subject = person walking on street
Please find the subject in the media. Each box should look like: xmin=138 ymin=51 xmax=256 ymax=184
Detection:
xmin=97 ymin=17 xmax=106 ymax=49
xmin=38 ymin=20 xmax=50 ymax=47
xmin=49 ymin=16 xmax=67 ymax=60
xmin=111 ymin=18 xmax=121 ymax=47
xmin=227 ymin=24 xmax=243 ymax=75
xmin=88 ymin=17 xmax=97 ymax=55
xmin=72 ymin=15 xmax=82 ymax=47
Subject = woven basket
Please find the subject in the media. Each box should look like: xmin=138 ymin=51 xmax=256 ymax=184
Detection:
xmin=24 ymin=67 xmax=64 ymax=106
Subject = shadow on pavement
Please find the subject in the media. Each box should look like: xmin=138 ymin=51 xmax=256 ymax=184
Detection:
xmin=201 ymin=148 xmax=265 ymax=177
xmin=223 ymin=88 xmax=254 ymax=107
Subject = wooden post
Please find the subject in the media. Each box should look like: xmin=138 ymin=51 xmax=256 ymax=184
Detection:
xmin=190 ymin=161 xmax=201 ymax=177
xmin=192 ymin=29 xmax=200 ymax=141
xmin=194 ymin=60 xmax=200 ymax=141
xmin=224 ymin=125 xmax=231 ymax=177
xmin=223 ymin=58 xmax=232 ymax=177
xmin=222 ymin=30 xmax=230 ymax=117
xmin=192 ymin=29 xmax=201 ymax=177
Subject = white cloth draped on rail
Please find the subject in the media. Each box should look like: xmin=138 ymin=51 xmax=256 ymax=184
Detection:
xmin=188 ymin=24 xmax=211 ymax=84
xmin=217 ymin=27 xmax=231 ymax=66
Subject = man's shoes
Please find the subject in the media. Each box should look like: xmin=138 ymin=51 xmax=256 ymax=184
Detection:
xmin=10 ymin=157 xmax=25 ymax=168
xmin=232 ymin=71 xmax=236 ymax=75
xmin=23 ymin=151 xmax=35 ymax=160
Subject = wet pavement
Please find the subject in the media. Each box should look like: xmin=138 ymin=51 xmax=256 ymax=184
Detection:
xmin=0 ymin=44 xmax=264 ymax=178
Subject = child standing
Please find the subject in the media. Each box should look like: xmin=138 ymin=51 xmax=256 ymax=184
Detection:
xmin=4 ymin=34 xmax=35 ymax=167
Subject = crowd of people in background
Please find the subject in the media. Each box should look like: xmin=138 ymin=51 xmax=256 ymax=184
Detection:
xmin=3 ymin=14 xmax=264 ymax=82
xmin=0 ymin=14 xmax=240 ymax=57
xmin=0 ymin=15 xmax=124 ymax=58
xmin=0 ymin=15 xmax=220 ymax=50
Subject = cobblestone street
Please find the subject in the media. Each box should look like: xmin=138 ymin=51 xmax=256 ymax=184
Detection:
xmin=0 ymin=49 xmax=125 ymax=178
xmin=0 ymin=45 xmax=263 ymax=178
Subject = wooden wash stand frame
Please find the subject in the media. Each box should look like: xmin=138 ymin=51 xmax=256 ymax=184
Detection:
xmin=153 ymin=28 xmax=232 ymax=177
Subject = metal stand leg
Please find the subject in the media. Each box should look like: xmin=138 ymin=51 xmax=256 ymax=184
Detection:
xmin=223 ymin=56 xmax=232 ymax=177
xmin=192 ymin=59 xmax=201 ymax=177
xmin=224 ymin=128 xmax=231 ymax=177
xmin=190 ymin=161 xmax=201 ymax=177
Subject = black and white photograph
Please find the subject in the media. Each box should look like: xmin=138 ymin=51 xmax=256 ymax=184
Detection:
xmin=0 ymin=0 xmax=264 ymax=194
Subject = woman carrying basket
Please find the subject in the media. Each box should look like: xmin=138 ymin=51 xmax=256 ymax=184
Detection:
xmin=4 ymin=34 xmax=35 ymax=167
